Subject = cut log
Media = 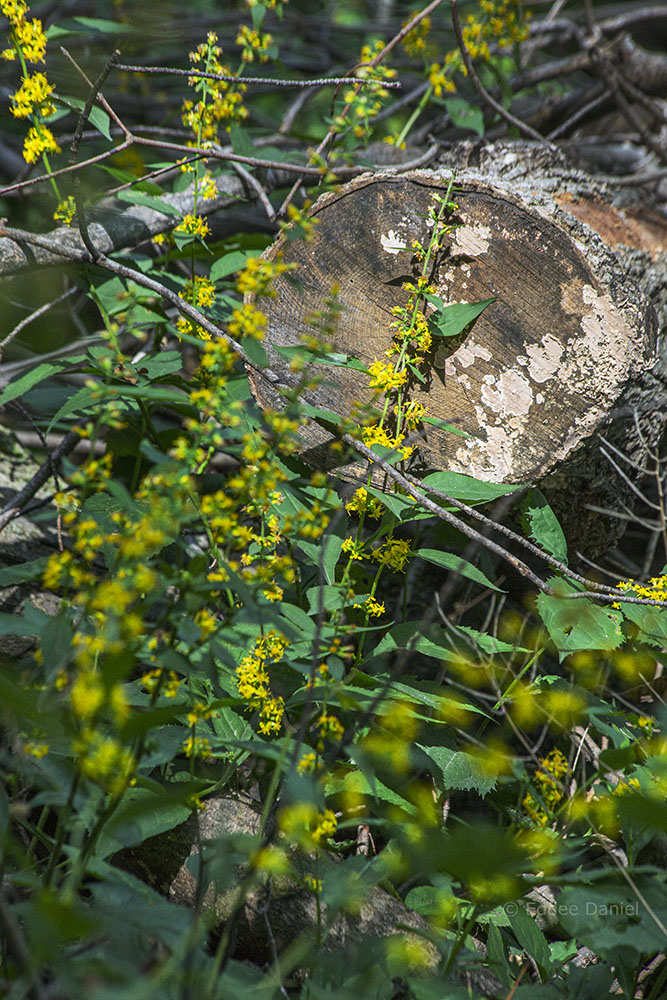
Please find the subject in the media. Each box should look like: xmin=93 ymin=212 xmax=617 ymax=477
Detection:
xmin=249 ymin=143 xmax=667 ymax=554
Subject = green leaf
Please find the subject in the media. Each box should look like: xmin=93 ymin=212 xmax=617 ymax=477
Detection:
xmin=375 ymin=621 xmax=456 ymax=661
xmin=46 ymin=17 xmax=137 ymax=38
xmin=240 ymin=337 xmax=267 ymax=369
xmin=415 ymin=549 xmax=505 ymax=592
xmin=229 ymin=123 xmax=256 ymax=159
xmin=273 ymin=346 xmax=368 ymax=373
xmin=0 ymin=362 xmax=69 ymax=406
xmin=422 ymin=469 xmax=523 ymax=503
xmin=0 ymin=605 xmax=50 ymax=636
xmin=419 ymin=745 xmax=497 ymax=796
xmin=116 ymin=189 xmax=181 ymax=216
xmin=47 ymin=386 xmax=98 ymax=432
xmin=210 ymin=250 xmax=259 ymax=282
xmin=443 ymin=97 xmax=485 ymax=136
xmin=509 ymin=906 xmax=553 ymax=979
xmin=73 ymin=16 xmax=137 ymax=33
xmin=326 ymin=767 xmax=418 ymax=815
xmin=424 ymin=295 xmax=495 ymax=338
xmin=536 ymin=580 xmax=624 ymax=656
xmin=298 ymin=402 xmax=345 ymax=427
xmin=486 ymin=922 xmax=512 ymax=987
xmin=522 ymin=489 xmax=567 ymax=563
xmin=306 ymin=585 xmax=353 ymax=614
xmin=557 ymin=879 xmax=667 ymax=958
xmin=96 ymin=785 xmax=196 ymax=858
xmin=55 ymin=96 xmax=111 ymax=139
xmin=0 ymin=558 xmax=48 ymax=587
xmin=620 ymin=602 xmax=667 ymax=648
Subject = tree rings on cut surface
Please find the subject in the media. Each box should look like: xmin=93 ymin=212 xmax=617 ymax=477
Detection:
xmin=248 ymin=171 xmax=658 ymax=498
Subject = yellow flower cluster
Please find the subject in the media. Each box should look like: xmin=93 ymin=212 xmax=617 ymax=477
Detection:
xmin=371 ymin=536 xmax=412 ymax=574
xmin=1 ymin=0 xmax=61 ymax=167
xmin=1 ymin=0 xmax=46 ymax=63
xmin=615 ymin=573 xmax=667 ymax=603
xmin=334 ymin=40 xmax=397 ymax=140
xmin=141 ymin=668 xmax=182 ymax=698
xmin=428 ymin=62 xmax=456 ymax=98
xmin=174 ymin=214 xmax=210 ymax=240
xmin=402 ymin=16 xmax=432 ymax=59
xmin=354 ymin=595 xmax=385 ymax=617
xmin=236 ymin=253 xmax=293 ymax=297
xmin=182 ymin=735 xmax=212 ymax=759
xmin=10 ymin=70 xmax=54 ymax=118
xmin=53 ymin=194 xmax=76 ymax=226
xmin=522 ymin=749 xmax=568 ymax=827
xmin=278 ymin=802 xmax=338 ymax=847
xmin=362 ymin=423 xmax=414 ymax=462
xmin=175 ymin=273 xmax=215 ymax=340
xmin=182 ymin=31 xmax=247 ymax=143
xmin=345 ymin=487 xmax=384 ymax=520
xmin=445 ymin=0 xmax=530 ymax=77
xmin=227 ymin=303 xmax=267 ymax=341
xmin=367 ymin=359 xmax=408 ymax=392
xmin=236 ymin=630 xmax=288 ymax=735
xmin=236 ymin=24 xmax=272 ymax=63
xmin=74 ymin=729 xmax=136 ymax=797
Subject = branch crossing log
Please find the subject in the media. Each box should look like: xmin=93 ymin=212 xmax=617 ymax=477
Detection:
xmin=250 ymin=143 xmax=667 ymax=553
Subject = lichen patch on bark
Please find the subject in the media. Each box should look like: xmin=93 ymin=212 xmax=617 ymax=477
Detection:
xmin=525 ymin=334 xmax=563 ymax=383
xmin=452 ymin=222 xmax=492 ymax=257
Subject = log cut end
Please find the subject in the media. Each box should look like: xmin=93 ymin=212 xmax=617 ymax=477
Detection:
xmin=249 ymin=169 xmax=662 ymax=550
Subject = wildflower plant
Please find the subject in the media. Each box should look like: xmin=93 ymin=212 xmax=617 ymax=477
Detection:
xmin=1 ymin=0 xmax=61 ymax=195
xmin=1 ymin=4 xmax=667 ymax=999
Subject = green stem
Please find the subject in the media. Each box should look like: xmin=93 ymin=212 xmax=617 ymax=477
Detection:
xmin=394 ymin=84 xmax=433 ymax=149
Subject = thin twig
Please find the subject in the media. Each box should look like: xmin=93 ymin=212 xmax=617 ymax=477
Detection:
xmin=0 ymin=286 xmax=77 ymax=360
xmin=588 ymin=50 xmax=667 ymax=166
xmin=278 ymin=0 xmax=445 ymax=216
xmin=0 ymin=429 xmax=81 ymax=528
xmin=115 ymin=64 xmax=401 ymax=89
xmin=0 ymin=223 xmax=275 ymax=383
xmin=68 ymin=50 xmax=121 ymax=167
xmin=342 ymin=436 xmax=667 ymax=607
xmin=230 ymin=161 xmax=276 ymax=222
xmin=547 ymin=86 xmax=609 ymax=140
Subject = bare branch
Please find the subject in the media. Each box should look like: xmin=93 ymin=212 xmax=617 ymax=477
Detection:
xmin=114 ymin=64 xmax=401 ymax=90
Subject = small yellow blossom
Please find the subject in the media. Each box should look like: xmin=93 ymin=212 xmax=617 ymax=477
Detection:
xmin=372 ymin=536 xmax=412 ymax=573
xmin=22 ymin=124 xmax=60 ymax=164
xmin=174 ymin=213 xmax=210 ymax=239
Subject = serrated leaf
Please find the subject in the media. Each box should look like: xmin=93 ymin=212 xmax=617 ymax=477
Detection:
xmin=415 ymin=548 xmax=505 ymax=592
xmin=419 ymin=744 xmax=497 ymax=796
xmin=424 ymin=295 xmax=495 ymax=338
xmin=536 ymin=580 xmax=624 ymax=656
xmin=619 ymin=602 xmax=667 ymax=648
xmin=522 ymin=488 xmax=567 ymax=563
